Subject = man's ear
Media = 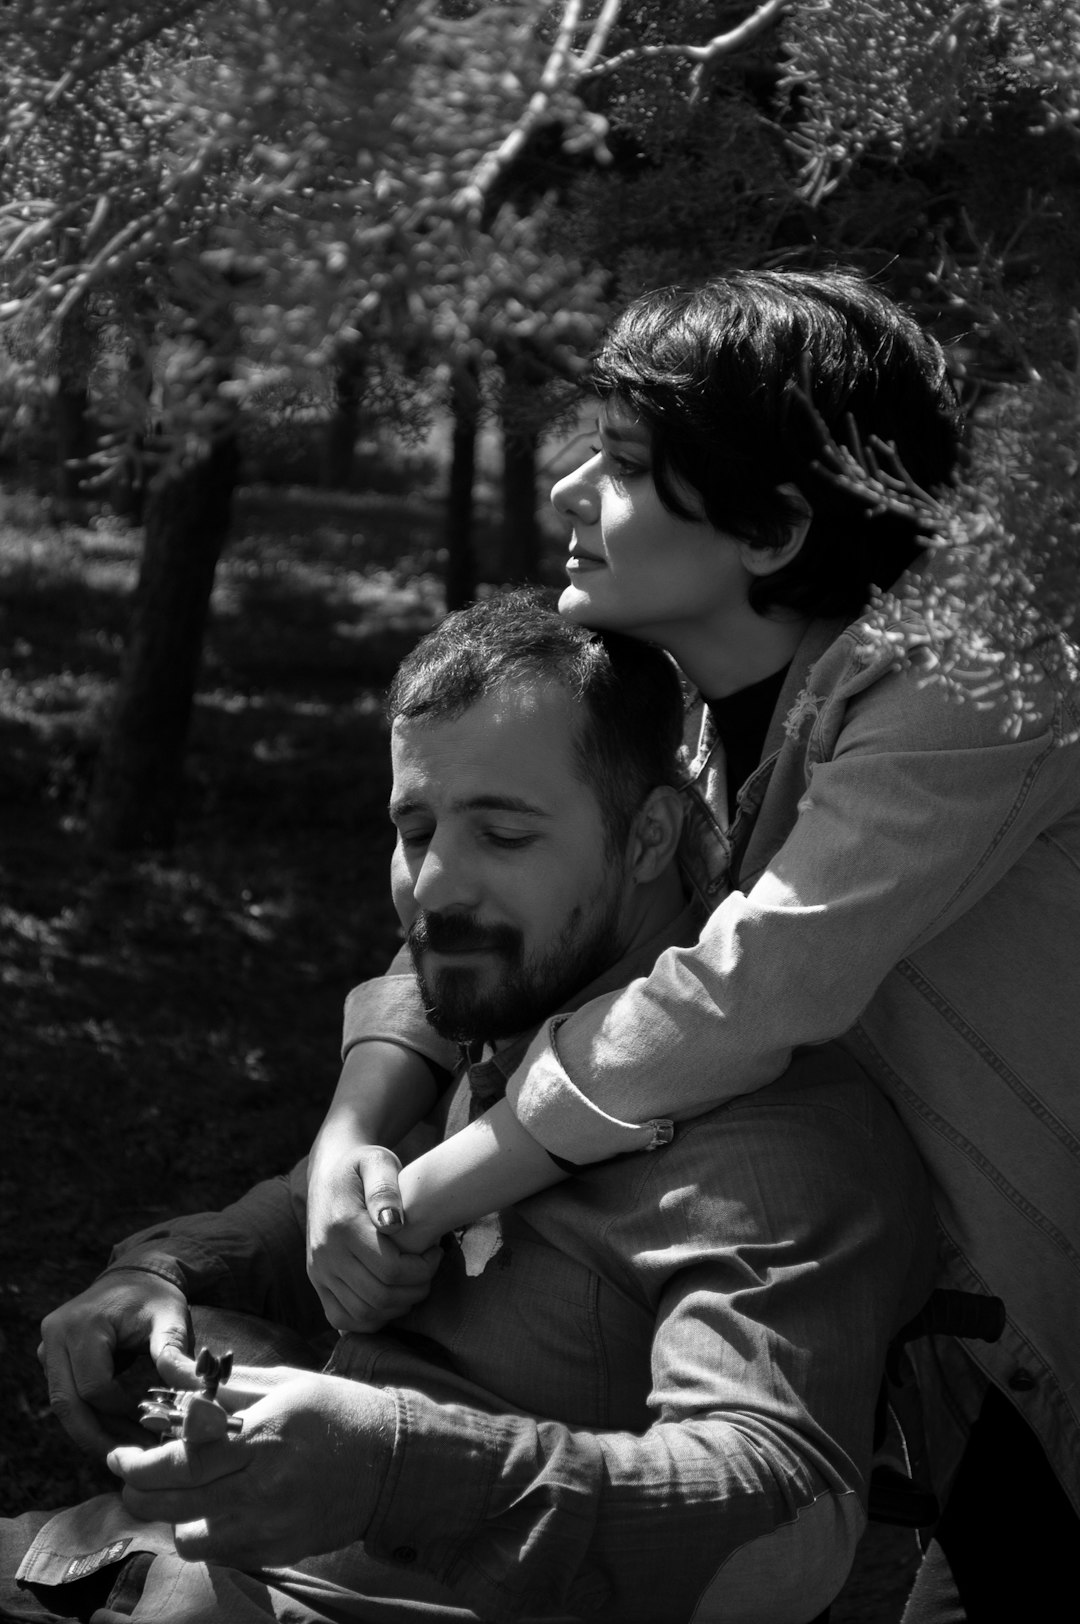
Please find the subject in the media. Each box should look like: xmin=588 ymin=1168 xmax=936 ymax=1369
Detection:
xmin=735 ymin=484 xmax=812 ymax=577
xmin=626 ymin=785 xmax=683 ymax=883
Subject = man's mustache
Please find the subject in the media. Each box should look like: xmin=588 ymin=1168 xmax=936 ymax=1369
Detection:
xmin=408 ymin=911 xmax=521 ymax=957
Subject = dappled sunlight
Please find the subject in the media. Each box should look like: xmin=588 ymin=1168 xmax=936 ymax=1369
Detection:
xmin=0 ymin=488 xmax=417 ymax=1514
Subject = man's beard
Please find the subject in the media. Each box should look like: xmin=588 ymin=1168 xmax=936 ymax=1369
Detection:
xmin=407 ymin=895 xmax=625 ymax=1045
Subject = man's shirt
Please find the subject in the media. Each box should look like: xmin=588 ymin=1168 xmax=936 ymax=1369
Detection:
xmin=57 ymin=908 xmax=938 ymax=1624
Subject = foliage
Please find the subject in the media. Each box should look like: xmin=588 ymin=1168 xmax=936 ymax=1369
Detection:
xmin=2 ymin=0 xmax=1079 ymax=753
xmin=0 ymin=2 xmax=616 ymax=481
xmin=798 ymin=364 xmax=1080 ymax=735
xmin=3 ymin=2 xmax=1079 ymax=429
xmin=780 ymin=1 xmax=1080 ymax=202
xmin=971 ymin=369 xmax=1080 ymax=640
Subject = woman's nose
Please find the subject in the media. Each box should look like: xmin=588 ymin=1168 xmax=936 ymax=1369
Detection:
xmin=551 ymin=458 xmax=600 ymax=524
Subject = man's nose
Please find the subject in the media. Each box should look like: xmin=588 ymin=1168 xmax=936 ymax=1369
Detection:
xmin=412 ymin=838 xmax=479 ymax=914
xmin=551 ymin=456 xmax=600 ymax=524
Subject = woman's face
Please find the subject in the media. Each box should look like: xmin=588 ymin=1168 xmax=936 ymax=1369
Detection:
xmin=552 ymin=404 xmax=752 ymax=646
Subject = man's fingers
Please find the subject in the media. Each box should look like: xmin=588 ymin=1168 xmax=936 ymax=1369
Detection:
xmin=153 ymin=1343 xmax=198 ymax=1388
xmin=316 ymin=1262 xmax=440 ymax=1334
xmin=313 ymin=1267 xmax=403 ymax=1334
xmin=356 ymin=1146 xmax=404 ymax=1229
xmin=43 ymin=1323 xmax=112 ymax=1404
xmin=41 ymin=1337 xmax=122 ymax=1458
xmin=109 ymin=1434 xmax=246 ymax=1493
xmin=149 ymin=1317 xmax=193 ymax=1382
xmin=312 ymin=1275 xmax=388 ymax=1335
xmin=172 ymin=1518 xmax=216 ymax=1562
xmin=336 ymin=1235 xmax=441 ymax=1290
xmin=172 ymin=1516 xmax=275 ymax=1571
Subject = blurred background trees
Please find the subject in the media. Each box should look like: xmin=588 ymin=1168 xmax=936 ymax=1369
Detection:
xmin=2 ymin=0 xmax=1079 ymax=849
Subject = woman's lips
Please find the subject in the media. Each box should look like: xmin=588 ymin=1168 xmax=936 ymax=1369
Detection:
xmin=566 ymin=551 xmax=606 ymax=573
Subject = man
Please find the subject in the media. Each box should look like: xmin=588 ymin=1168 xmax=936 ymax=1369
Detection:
xmin=5 ymin=594 xmax=936 ymax=1624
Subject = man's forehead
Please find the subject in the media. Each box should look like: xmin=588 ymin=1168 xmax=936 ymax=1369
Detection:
xmin=389 ymin=683 xmax=589 ymax=808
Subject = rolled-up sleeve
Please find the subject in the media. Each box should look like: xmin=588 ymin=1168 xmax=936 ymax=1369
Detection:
xmin=102 ymin=1162 xmax=324 ymax=1336
xmin=342 ymin=947 xmax=459 ymax=1075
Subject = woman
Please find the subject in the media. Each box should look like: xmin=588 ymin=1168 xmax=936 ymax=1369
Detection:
xmin=308 ymin=270 xmax=1080 ymax=1619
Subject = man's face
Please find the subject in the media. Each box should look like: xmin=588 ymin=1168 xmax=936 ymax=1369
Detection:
xmin=389 ymin=683 xmax=632 ymax=1044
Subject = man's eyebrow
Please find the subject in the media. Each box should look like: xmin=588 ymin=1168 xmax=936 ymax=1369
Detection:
xmin=389 ymin=794 xmax=551 ymax=820
xmin=388 ymin=797 xmax=424 ymax=821
xmin=463 ymin=794 xmax=551 ymax=817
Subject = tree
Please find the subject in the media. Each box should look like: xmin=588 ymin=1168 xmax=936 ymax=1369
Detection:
xmin=1 ymin=0 xmax=425 ymax=847
xmin=1 ymin=1 xmax=621 ymax=842
xmin=4 ymin=0 xmax=1078 ymax=850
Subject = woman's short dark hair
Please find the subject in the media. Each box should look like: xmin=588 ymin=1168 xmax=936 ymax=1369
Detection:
xmin=590 ymin=268 xmax=964 ymax=620
xmin=388 ymin=588 xmax=685 ymax=854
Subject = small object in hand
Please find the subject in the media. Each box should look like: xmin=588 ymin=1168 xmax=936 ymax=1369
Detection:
xmin=138 ymin=1347 xmax=243 ymax=1445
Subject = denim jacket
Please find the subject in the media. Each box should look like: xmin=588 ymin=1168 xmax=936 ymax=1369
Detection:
xmin=347 ymin=566 xmax=1080 ymax=1515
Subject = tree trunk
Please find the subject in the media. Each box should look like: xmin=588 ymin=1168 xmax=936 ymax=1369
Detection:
xmin=86 ymin=432 xmax=240 ymax=852
xmin=443 ymin=358 xmax=481 ymax=612
xmin=321 ymin=361 xmax=364 ymax=490
xmin=499 ymin=409 xmax=541 ymax=582
xmin=110 ymin=314 xmax=155 ymax=522
xmin=54 ymin=305 xmax=95 ymax=509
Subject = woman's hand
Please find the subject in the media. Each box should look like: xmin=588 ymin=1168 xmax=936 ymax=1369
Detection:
xmin=305 ymin=1142 xmax=442 ymax=1333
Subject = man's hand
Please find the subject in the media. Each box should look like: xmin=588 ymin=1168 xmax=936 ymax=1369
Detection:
xmin=305 ymin=1143 xmax=441 ymax=1333
xmin=38 ymin=1271 xmax=192 ymax=1458
xmin=108 ymin=1367 xmax=395 ymax=1569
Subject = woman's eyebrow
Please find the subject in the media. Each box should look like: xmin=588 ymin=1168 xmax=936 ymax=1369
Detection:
xmin=598 ymin=417 xmax=649 ymax=447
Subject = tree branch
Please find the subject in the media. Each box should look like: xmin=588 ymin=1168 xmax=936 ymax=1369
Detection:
xmin=572 ymin=0 xmax=624 ymax=76
xmin=1 ymin=1 xmax=203 ymax=172
xmin=581 ymin=0 xmax=790 ymax=81
xmin=453 ymin=0 xmax=588 ymax=218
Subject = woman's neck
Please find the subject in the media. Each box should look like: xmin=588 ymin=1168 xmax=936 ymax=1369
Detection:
xmin=663 ymin=608 xmax=811 ymax=698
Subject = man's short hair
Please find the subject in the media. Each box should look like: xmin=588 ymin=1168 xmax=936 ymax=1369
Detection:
xmin=590 ymin=268 xmax=964 ymax=620
xmin=388 ymin=589 xmax=685 ymax=853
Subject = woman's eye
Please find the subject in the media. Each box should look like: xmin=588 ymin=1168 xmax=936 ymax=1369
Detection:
xmin=589 ymin=443 xmax=646 ymax=480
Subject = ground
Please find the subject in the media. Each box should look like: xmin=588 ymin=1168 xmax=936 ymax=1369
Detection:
xmin=0 ymin=485 xmax=920 ymax=1618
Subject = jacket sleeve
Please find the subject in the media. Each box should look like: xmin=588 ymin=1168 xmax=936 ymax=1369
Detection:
xmin=101 ymin=1160 xmax=325 ymax=1337
xmin=359 ymin=1074 xmax=936 ymax=1623
xmin=504 ymin=649 xmax=1078 ymax=1161
xmin=342 ymin=945 xmax=459 ymax=1075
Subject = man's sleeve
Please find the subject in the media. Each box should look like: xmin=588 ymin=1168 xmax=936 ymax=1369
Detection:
xmin=359 ymin=1071 xmax=937 ymax=1623
xmin=505 ymin=657 xmax=1077 ymax=1163
xmin=342 ymin=945 xmax=459 ymax=1074
xmin=101 ymin=1161 xmax=324 ymax=1336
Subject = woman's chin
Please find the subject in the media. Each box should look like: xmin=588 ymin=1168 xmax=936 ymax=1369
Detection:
xmin=558 ymin=580 xmax=606 ymax=623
